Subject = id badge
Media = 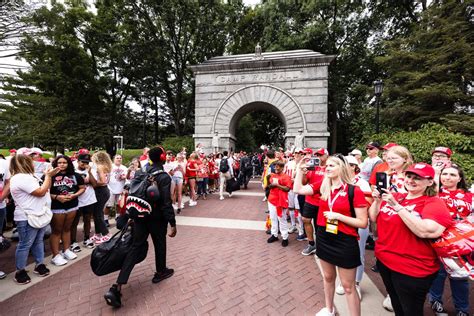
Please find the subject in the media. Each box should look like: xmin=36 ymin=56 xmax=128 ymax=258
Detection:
xmin=326 ymin=219 xmax=339 ymax=234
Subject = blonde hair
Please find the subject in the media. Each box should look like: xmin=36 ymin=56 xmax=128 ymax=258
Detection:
xmin=9 ymin=154 xmax=35 ymax=176
xmin=92 ymin=151 xmax=112 ymax=173
xmin=387 ymin=146 xmax=413 ymax=172
xmin=320 ymin=156 xmax=353 ymax=201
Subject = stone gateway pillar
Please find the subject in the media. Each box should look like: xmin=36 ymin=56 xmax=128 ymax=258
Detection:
xmin=190 ymin=50 xmax=335 ymax=153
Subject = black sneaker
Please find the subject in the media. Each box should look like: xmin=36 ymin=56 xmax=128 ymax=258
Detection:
xmin=14 ymin=269 xmax=31 ymax=285
xmin=265 ymin=229 xmax=271 ymax=235
xmin=371 ymin=264 xmax=379 ymax=273
xmin=282 ymin=239 xmax=289 ymax=247
xmin=267 ymin=235 xmax=278 ymax=243
xmin=152 ymin=268 xmax=174 ymax=284
xmin=33 ymin=264 xmax=50 ymax=277
xmin=177 ymin=209 xmax=181 ymax=214
xmin=104 ymin=284 xmax=122 ymax=308
xmin=431 ymin=300 xmax=448 ymax=316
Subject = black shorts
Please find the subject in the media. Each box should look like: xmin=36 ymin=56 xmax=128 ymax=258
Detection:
xmin=301 ymin=202 xmax=318 ymax=219
xmin=316 ymin=226 xmax=361 ymax=269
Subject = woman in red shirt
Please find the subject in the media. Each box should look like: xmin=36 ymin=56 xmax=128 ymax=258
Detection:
xmin=186 ymin=153 xmax=199 ymax=207
xmin=294 ymin=155 xmax=368 ymax=316
xmin=429 ymin=164 xmax=472 ymax=316
xmin=369 ymin=163 xmax=453 ymax=316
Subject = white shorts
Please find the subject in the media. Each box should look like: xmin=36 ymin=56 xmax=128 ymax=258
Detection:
xmin=106 ymin=193 xmax=121 ymax=208
xmin=288 ymin=190 xmax=300 ymax=210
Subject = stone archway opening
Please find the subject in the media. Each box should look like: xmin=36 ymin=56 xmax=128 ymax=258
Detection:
xmin=232 ymin=102 xmax=286 ymax=152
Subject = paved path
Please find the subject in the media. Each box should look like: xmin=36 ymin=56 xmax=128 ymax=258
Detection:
xmin=1 ymin=180 xmax=466 ymax=315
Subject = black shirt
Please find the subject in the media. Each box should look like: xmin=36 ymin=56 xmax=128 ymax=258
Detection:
xmin=48 ymin=172 xmax=84 ymax=210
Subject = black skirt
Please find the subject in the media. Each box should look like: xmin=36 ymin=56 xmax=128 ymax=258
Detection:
xmin=316 ymin=226 xmax=361 ymax=269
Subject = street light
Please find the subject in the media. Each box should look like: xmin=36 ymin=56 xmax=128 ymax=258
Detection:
xmin=113 ymin=135 xmax=123 ymax=155
xmin=373 ymin=79 xmax=384 ymax=134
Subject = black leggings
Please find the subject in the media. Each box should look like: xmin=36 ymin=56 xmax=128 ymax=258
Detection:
xmin=92 ymin=186 xmax=109 ymax=236
xmin=377 ymin=260 xmax=437 ymax=316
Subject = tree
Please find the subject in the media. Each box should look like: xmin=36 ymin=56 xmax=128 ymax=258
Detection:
xmin=376 ymin=1 xmax=474 ymax=132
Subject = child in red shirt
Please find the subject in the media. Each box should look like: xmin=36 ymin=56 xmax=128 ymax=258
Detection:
xmin=265 ymin=161 xmax=292 ymax=247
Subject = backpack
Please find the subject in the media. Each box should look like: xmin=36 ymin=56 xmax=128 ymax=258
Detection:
xmin=241 ymin=157 xmax=252 ymax=171
xmin=125 ymin=169 xmax=163 ymax=219
xmin=219 ymin=157 xmax=229 ymax=173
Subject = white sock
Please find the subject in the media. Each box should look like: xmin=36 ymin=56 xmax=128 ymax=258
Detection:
xmin=289 ymin=210 xmax=296 ymax=226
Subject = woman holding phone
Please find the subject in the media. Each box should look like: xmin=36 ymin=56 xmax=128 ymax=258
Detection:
xmin=369 ymin=163 xmax=453 ymax=316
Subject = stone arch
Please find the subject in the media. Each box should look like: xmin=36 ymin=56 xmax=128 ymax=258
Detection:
xmin=212 ymin=84 xmax=306 ymax=137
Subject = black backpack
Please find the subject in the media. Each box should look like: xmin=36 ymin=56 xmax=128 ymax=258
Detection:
xmin=219 ymin=157 xmax=229 ymax=173
xmin=241 ymin=157 xmax=252 ymax=171
xmin=125 ymin=169 xmax=163 ymax=219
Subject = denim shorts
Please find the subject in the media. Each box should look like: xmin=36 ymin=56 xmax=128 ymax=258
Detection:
xmin=172 ymin=176 xmax=183 ymax=185
xmin=52 ymin=207 xmax=78 ymax=214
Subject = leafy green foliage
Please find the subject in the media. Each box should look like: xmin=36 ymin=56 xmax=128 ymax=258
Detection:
xmin=161 ymin=136 xmax=194 ymax=155
xmin=357 ymin=123 xmax=473 ymax=182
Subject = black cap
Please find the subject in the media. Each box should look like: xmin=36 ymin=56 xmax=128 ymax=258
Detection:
xmin=78 ymin=153 xmax=91 ymax=162
xmin=366 ymin=142 xmax=381 ymax=149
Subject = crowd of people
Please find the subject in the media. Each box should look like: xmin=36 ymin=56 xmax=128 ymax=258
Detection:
xmin=0 ymin=142 xmax=472 ymax=315
xmin=260 ymin=143 xmax=472 ymax=316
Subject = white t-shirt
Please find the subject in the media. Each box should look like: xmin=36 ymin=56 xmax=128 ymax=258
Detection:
xmin=108 ymin=164 xmax=128 ymax=194
xmin=34 ymin=161 xmax=50 ymax=179
xmin=0 ymin=159 xmax=11 ymax=209
xmin=359 ymin=156 xmax=382 ymax=181
xmin=75 ymin=168 xmax=97 ymax=207
xmin=163 ymin=161 xmax=175 ymax=175
xmin=10 ymin=173 xmax=51 ymax=221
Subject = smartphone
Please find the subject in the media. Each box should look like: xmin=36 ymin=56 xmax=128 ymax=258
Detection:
xmin=376 ymin=172 xmax=389 ymax=193
xmin=306 ymin=157 xmax=320 ymax=171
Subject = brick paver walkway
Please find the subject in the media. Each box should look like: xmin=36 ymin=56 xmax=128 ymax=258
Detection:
xmin=1 ymin=181 xmax=326 ymax=315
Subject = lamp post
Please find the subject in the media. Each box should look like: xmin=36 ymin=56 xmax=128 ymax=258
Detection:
xmin=373 ymin=79 xmax=384 ymax=134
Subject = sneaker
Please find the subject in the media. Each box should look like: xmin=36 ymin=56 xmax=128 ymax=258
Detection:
xmin=180 ymin=203 xmax=185 ymax=209
xmin=172 ymin=203 xmax=178 ymax=210
xmin=95 ymin=235 xmax=111 ymax=245
xmin=228 ymin=193 xmax=232 ymax=198
xmin=265 ymin=229 xmax=271 ymax=235
xmin=267 ymin=235 xmax=278 ymax=243
xmin=282 ymin=239 xmax=289 ymax=247
xmin=0 ymin=271 xmax=6 ymax=279
xmin=51 ymin=253 xmax=68 ymax=266
xmin=335 ymin=284 xmax=345 ymax=295
xmin=83 ymin=239 xmax=95 ymax=249
xmin=219 ymin=196 xmax=224 ymax=200
xmin=315 ymin=307 xmax=336 ymax=316
xmin=431 ymin=300 xmax=448 ymax=316
xmin=104 ymin=284 xmax=122 ymax=308
xmin=262 ymin=197 xmax=267 ymax=202
xmin=382 ymin=295 xmax=394 ymax=312
xmin=371 ymin=264 xmax=379 ymax=273
xmin=152 ymin=268 xmax=174 ymax=284
xmin=177 ymin=208 xmax=181 ymax=214
xmin=33 ymin=264 xmax=50 ymax=277
xmin=288 ymin=226 xmax=297 ymax=234
xmin=90 ymin=234 xmax=101 ymax=242
xmin=296 ymin=234 xmax=308 ymax=241
xmin=456 ymin=311 xmax=468 ymax=316
xmin=14 ymin=269 xmax=31 ymax=284
xmin=70 ymin=242 xmax=81 ymax=253
xmin=62 ymin=249 xmax=77 ymax=260
xmin=189 ymin=200 xmax=197 ymax=207
xmin=302 ymin=244 xmax=316 ymax=256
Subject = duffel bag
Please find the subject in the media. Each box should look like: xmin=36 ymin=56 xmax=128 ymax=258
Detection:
xmin=226 ymin=177 xmax=240 ymax=193
xmin=90 ymin=223 xmax=148 ymax=276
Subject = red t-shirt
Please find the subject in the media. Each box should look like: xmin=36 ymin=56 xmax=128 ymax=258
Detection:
xmin=369 ymin=162 xmax=389 ymax=186
xmin=310 ymin=183 xmax=367 ymax=237
xmin=375 ymin=193 xmax=453 ymax=277
xmin=268 ymin=173 xmax=292 ymax=209
xmin=186 ymin=160 xmax=198 ymax=177
xmin=305 ymin=166 xmax=326 ymax=206
xmin=438 ymin=188 xmax=473 ymax=219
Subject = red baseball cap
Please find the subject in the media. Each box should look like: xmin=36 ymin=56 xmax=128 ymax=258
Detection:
xmin=303 ymin=148 xmax=313 ymax=155
xmin=432 ymin=147 xmax=452 ymax=157
xmin=405 ymin=163 xmax=435 ymax=179
xmin=78 ymin=148 xmax=90 ymax=155
xmin=315 ymin=148 xmax=329 ymax=156
xmin=9 ymin=149 xmax=16 ymax=153
xmin=382 ymin=142 xmax=398 ymax=150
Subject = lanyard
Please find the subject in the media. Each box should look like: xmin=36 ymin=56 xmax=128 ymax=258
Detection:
xmin=328 ymin=184 xmax=346 ymax=212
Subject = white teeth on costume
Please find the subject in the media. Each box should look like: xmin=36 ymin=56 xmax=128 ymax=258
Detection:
xmin=126 ymin=196 xmax=152 ymax=214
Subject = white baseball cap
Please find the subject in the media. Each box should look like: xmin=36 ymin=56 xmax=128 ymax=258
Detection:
xmin=345 ymin=155 xmax=359 ymax=166
xmin=349 ymin=149 xmax=362 ymax=156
